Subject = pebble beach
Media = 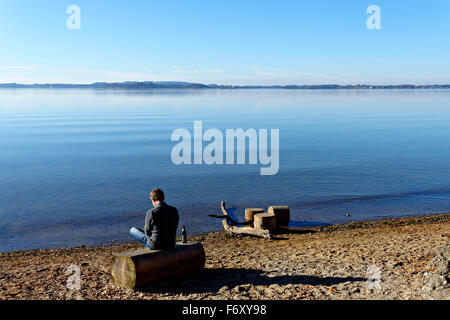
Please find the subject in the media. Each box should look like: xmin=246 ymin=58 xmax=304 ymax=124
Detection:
xmin=0 ymin=213 xmax=449 ymax=300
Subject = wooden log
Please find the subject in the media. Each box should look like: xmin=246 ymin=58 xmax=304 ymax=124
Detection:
xmin=244 ymin=208 xmax=265 ymax=224
xmin=253 ymin=213 xmax=277 ymax=232
xmin=220 ymin=201 xmax=271 ymax=238
xmin=267 ymin=205 xmax=290 ymax=227
xmin=111 ymin=242 xmax=205 ymax=289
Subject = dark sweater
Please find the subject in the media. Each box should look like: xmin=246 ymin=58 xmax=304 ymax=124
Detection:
xmin=144 ymin=202 xmax=179 ymax=250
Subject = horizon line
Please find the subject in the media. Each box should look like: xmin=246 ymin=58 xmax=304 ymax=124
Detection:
xmin=0 ymin=81 xmax=450 ymax=88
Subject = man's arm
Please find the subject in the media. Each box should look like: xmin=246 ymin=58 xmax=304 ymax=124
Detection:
xmin=174 ymin=208 xmax=179 ymax=231
xmin=144 ymin=209 xmax=153 ymax=236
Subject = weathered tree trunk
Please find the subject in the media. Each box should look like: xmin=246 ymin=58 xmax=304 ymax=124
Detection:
xmin=220 ymin=202 xmax=271 ymax=238
xmin=267 ymin=205 xmax=290 ymax=227
xmin=245 ymin=208 xmax=265 ymax=224
xmin=253 ymin=213 xmax=277 ymax=232
xmin=111 ymin=242 xmax=205 ymax=289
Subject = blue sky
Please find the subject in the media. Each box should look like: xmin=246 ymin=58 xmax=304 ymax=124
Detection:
xmin=0 ymin=0 xmax=449 ymax=85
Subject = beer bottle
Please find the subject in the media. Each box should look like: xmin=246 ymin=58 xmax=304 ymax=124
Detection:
xmin=181 ymin=225 xmax=187 ymax=243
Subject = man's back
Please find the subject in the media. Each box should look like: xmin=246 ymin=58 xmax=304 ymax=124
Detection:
xmin=145 ymin=202 xmax=179 ymax=250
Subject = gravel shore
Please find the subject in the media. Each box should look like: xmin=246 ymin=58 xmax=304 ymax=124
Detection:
xmin=1 ymin=214 xmax=449 ymax=300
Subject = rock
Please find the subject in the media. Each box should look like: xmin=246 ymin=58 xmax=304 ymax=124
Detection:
xmin=218 ymin=286 xmax=229 ymax=293
xmin=436 ymin=245 xmax=450 ymax=260
xmin=232 ymin=285 xmax=247 ymax=293
xmin=268 ymin=284 xmax=285 ymax=294
xmin=426 ymin=255 xmax=449 ymax=276
xmin=263 ymin=287 xmax=275 ymax=296
xmin=285 ymin=284 xmax=294 ymax=290
xmin=421 ymin=247 xmax=450 ymax=291
xmin=423 ymin=272 xmax=448 ymax=290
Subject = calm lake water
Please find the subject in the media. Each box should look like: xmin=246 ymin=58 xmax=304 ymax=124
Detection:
xmin=1 ymin=89 xmax=449 ymax=252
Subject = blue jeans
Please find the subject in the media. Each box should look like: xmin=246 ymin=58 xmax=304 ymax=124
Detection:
xmin=130 ymin=227 xmax=152 ymax=249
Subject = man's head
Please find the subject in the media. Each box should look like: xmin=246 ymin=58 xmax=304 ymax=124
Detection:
xmin=150 ymin=188 xmax=165 ymax=207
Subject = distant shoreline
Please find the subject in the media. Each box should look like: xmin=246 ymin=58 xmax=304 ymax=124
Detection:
xmin=1 ymin=81 xmax=449 ymax=90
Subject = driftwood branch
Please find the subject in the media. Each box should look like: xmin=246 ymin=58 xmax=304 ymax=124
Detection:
xmin=215 ymin=201 xmax=271 ymax=239
xmin=208 ymin=214 xmax=252 ymax=226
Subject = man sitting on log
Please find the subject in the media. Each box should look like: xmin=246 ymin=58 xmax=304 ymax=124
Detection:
xmin=130 ymin=188 xmax=179 ymax=250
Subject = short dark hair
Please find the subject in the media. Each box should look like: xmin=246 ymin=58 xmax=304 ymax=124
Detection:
xmin=150 ymin=188 xmax=165 ymax=202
